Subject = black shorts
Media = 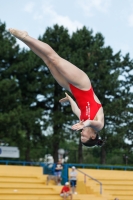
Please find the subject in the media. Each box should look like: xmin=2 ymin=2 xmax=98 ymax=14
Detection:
xmin=70 ymin=180 xmax=77 ymax=187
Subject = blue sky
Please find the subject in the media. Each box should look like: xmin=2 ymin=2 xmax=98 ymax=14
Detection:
xmin=0 ymin=0 xmax=133 ymax=58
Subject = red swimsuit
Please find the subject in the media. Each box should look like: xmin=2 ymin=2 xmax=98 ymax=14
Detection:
xmin=69 ymin=84 xmax=102 ymax=121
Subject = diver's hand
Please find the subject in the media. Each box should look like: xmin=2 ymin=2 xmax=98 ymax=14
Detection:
xmin=71 ymin=120 xmax=84 ymax=131
xmin=59 ymin=93 xmax=70 ymax=103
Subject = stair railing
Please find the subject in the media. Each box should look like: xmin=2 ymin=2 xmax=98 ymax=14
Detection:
xmin=76 ymin=169 xmax=102 ymax=194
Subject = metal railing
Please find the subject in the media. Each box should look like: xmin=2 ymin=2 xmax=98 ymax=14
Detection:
xmin=77 ymin=168 xmax=102 ymax=194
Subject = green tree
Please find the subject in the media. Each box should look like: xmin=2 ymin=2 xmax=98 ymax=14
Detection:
xmin=0 ymin=21 xmax=22 ymax=148
xmin=35 ymin=25 xmax=76 ymax=162
xmin=0 ymin=21 xmax=46 ymax=161
xmin=1 ymin=21 xmax=133 ymax=164
xmin=37 ymin=25 xmax=133 ymax=163
xmin=69 ymin=27 xmax=133 ymax=163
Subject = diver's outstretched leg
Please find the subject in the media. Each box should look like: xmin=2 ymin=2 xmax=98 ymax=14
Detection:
xmin=9 ymin=28 xmax=91 ymax=91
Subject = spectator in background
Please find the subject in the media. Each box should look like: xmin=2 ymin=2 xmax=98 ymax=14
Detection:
xmin=114 ymin=198 xmax=119 ymax=200
xmin=60 ymin=182 xmax=72 ymax=200
xmin=69 ymin=166 xmax=77 ymax=194
xmin=54 ymin=160 xmax=63 ymax=185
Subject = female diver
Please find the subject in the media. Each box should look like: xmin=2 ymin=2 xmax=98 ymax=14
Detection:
xmin=9 ymin=28 xmax=104 ymax=147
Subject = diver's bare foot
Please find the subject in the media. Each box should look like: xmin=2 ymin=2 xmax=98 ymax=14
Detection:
xmin=9 ymin=28 xmax=28 ymax=40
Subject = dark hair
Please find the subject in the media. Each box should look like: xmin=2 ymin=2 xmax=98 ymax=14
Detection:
xmin=82 ymin=133 xmax=105 ymax=147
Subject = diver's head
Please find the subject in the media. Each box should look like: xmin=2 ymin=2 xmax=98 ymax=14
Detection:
xmin=80 ymin=127 xmax=104 ymax=147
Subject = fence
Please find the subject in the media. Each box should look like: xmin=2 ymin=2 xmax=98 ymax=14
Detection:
xmin=0 ymin=160 xmax=133 ymax=185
